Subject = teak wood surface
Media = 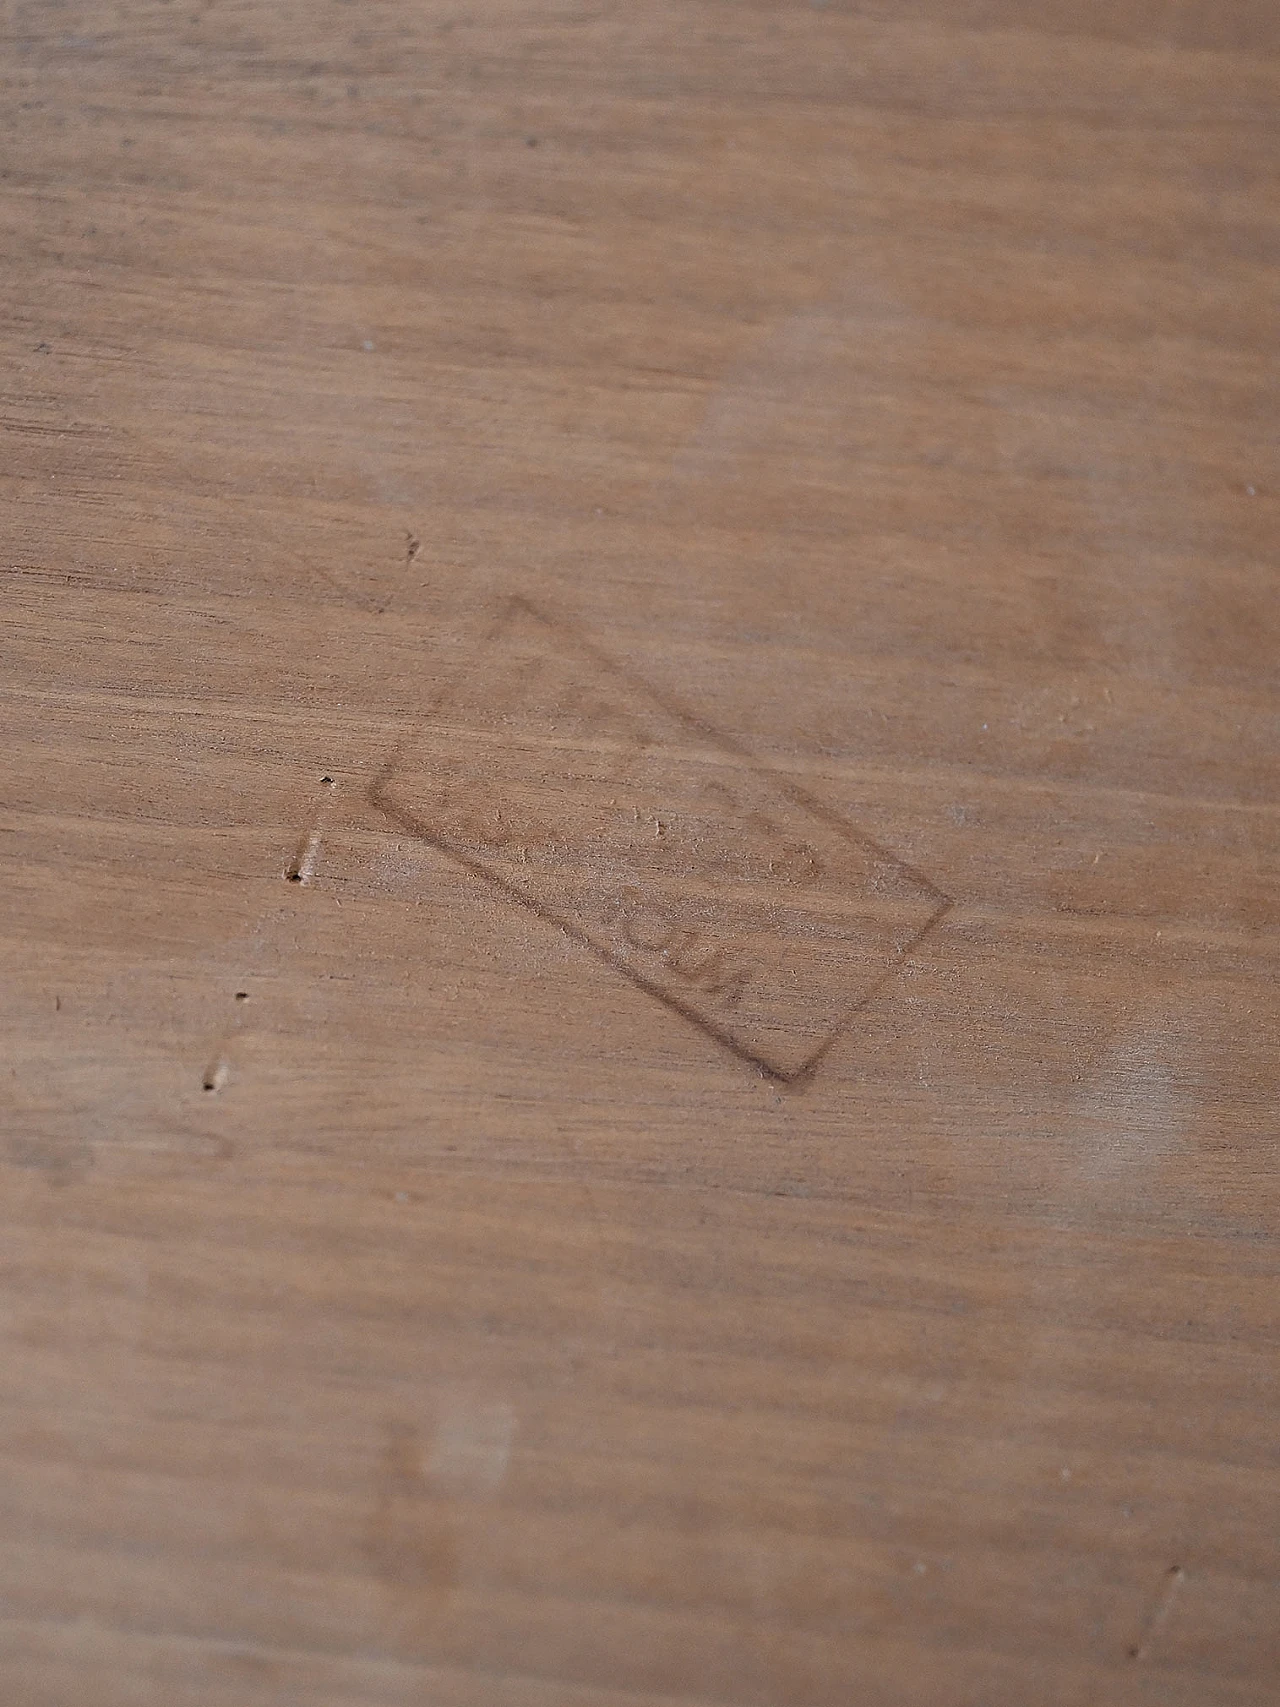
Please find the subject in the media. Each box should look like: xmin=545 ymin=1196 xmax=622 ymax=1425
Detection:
xmin=2 ymin=3 xmax=1278 ymax=1704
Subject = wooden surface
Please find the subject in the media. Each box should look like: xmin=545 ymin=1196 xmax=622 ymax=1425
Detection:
xmin=3 ymin=3 xmax=1279 ymax=1703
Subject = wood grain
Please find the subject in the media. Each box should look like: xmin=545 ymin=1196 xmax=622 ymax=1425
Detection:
xmin=2 ymin=2 xmax=1278 ymax=1703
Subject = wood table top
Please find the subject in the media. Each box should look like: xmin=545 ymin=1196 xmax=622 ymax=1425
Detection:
xmin=3 ymin=3 xmax=1278 ymax=1703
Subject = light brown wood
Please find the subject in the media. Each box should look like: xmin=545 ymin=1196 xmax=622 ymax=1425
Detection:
xmin=3 ymin=3 xmax=1279 ymax=1703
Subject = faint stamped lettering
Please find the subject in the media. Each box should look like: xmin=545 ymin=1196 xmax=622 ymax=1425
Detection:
xmin=371 ymin=596 xmax=949 ymax=1080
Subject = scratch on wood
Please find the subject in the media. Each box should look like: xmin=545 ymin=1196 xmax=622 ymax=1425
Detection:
xmin=285 ymin=774 xmax=338 ymax=883
xmin=365 ymin=1421 xmax=458 ymax=1595
xmin=198 ymin=775 xmax=340 ymax=1095
xmin=285 ymin=827 xmax=324 ymax=884
xmin=374 ymin=530 xmax=423 ymax=616
xmin=202 ymin=1058 xmax=230 ymax=1094
xmin=1129 ymin=1565 xmax=1186 ymax=1662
